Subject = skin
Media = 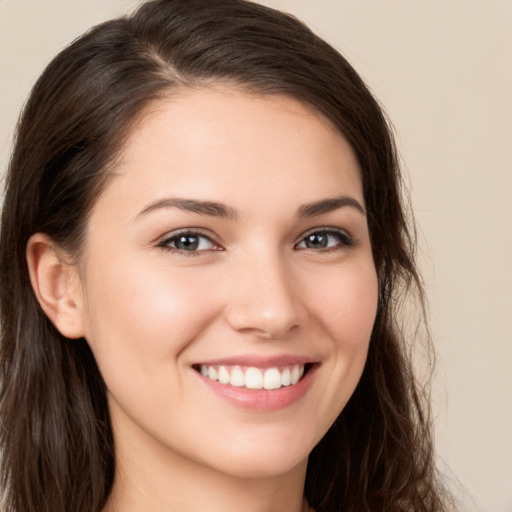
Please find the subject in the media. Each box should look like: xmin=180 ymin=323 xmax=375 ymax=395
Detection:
xmin=28 ymin=88 xmax=378 ymax=512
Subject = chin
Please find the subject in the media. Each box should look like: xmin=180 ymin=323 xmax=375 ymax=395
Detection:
xmin=195 ymin=426 xmax=318 ymax=479
xmin=211 ymin=452 xmax=309 ymax=480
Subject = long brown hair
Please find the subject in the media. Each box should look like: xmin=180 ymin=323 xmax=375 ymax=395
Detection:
xmin=1 ymin=1 xmax=449 ymax=511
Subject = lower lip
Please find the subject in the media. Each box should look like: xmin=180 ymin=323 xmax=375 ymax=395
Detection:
xmin=196 ymin=365 xmax=318 ymax=412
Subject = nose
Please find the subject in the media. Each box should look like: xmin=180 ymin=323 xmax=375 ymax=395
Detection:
xmin=223 ymin=251 xmax=304 ymax=340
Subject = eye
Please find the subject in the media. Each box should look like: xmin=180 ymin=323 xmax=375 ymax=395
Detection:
xmin=157 ymin=230 xmax=221 ymax=253
xmin=295 ymin=229 xmax=353 ymax=251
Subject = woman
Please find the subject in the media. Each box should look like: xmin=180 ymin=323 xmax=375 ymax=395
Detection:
xmin=0 ymin=1 xmax=451 ymax=511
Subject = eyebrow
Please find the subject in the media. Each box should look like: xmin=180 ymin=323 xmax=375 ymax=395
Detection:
xmin=297 ymin=196 xmax=365 ymax=217
xmin=136 ymin=194 xmax=365 ymax=220
xmin=136 ymin=197 xmax=238 ymax=220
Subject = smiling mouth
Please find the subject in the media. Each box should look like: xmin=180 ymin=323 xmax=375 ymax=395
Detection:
xmin=192 ymin=363 xmax=314 ymax=390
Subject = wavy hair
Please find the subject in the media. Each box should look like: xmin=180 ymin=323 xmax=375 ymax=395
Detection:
xmin=1 ymin=1 xmax=449 ymax=510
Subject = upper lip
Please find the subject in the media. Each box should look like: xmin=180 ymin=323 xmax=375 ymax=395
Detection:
xmin=192 ymin=354 xmax=318 ymax=368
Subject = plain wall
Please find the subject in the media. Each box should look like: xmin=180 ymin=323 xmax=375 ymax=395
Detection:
xmin=1 ymin=1 xmax=511 ymax=511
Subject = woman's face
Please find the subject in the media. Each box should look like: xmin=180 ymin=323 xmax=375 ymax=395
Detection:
xmin=76 ymin=88 xmax=378 ymax=478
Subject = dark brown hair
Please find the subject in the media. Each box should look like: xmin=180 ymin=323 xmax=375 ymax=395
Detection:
xmin=1 ymin=1 xmax=449 ymax=511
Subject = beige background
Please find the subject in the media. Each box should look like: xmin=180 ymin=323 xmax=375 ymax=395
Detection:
xmin=1 ymin=1 xmax=511 ymax=510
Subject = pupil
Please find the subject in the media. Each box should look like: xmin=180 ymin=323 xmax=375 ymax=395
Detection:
xmin=307 ymin=233 xmax=327 ymax=248
xmin=176 ymin=235 xmax=199 ymax=250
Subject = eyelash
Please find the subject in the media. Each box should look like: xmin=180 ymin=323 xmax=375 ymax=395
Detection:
xmin=295 ymin=228 xmax=354 ymax=252
xmin=156 ymin=227 xmax=354 ymax=256
xmin=156 ymin=229 xmax=221 ymax=256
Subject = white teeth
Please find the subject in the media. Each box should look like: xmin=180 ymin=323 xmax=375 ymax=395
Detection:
xmin=281 ymin=368 xmax=291 ymax=386
xmin=245 ymin=367 xmax=263 ymax=389
xmin=230 ymin=367 xmax=245 ymax=387
xmin=263 ymin=368 xmax=281 ymax=390
xmin=198 ymin=363 xmax=306 ymax=390
xmin=291 ymin=366 xmax=300 ymax=385
xmin=218 ymin=365 xmax=230 ymax=384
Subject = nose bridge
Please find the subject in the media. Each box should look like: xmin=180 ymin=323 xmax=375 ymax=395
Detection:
xmin=224 ymin=243 xmax=302 ymax=339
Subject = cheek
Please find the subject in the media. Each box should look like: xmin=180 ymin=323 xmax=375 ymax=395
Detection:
xmin=289 ymin=258 xmax=378 ymax=439
xmin=309 ymin=259 xmax=377 ymax=391
xmin=80 ymin=253 xmax=220 ymax=378
xmin=310 ymin=259 xmax=379 ymax=346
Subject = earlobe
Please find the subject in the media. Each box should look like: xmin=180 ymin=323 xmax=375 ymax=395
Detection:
xmin=26 ymin=233 xmax=85 ymax=339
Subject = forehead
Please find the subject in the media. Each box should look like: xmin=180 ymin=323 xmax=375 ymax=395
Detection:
xmin=101 ymin=87 xmax=363 ymax=216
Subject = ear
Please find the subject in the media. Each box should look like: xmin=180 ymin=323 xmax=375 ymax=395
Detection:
xmin=26 ymin=233 xmax=85 ymax=339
